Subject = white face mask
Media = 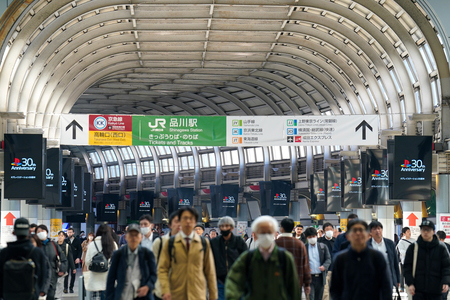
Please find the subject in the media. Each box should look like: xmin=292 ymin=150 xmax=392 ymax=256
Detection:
xmin=308 ymin=237 xmax=317 ymax=245
xmin=37 ymin=232 xmax=48 ymax=241
xmin=140 ymin=226 xmax=150 ymax=236
xmin=88 ymin=236 xmax=94 ymax=241
xmin=325 ymin=230 xmax=333 ymax=239
xmin=257 ymin=233 xmax=274 ymax=249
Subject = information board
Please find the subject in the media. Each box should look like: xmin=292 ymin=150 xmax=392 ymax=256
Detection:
xmin=210 ymin=184 xmax=239 ymax=218
xmin=61 ymin=158 xmax=74 ymax=208
xmin=73 ymin=166 xmax=84 ymax=211
xmin=403 ymin=211 xmax=422 ymax=240
xmin=437 ymin=214 xmax=450 ymax=240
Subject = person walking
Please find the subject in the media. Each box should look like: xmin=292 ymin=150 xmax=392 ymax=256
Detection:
xmin=0 ymin=218 xmax=50 ymax=300
xmin=332 ymin=214 xmax=358 ymax=257
xmin=404 ymin=220 xmax=450 ymax=300
xmin=304 ymin=227 xmax=331 ymax=300
xmin=318 ymin=222 xmax=335 ymax=300
xmin=152 ymin=211 xmax=181 ymax=300
xmin=396 ymin=227 xmax=416 ymax=292
xmin=56 ymin=231 xmax=77 ymax=298
xmin=65 ymin=227 xmax=82 ymax=294
xmin=119 ymin=226 xmax=128 ymax=247
xmin=82 ymin=232 xmax=95 ymax=272
xmin=245 ymin=232 xmax=258 ymax=250
xmin=436 ymin=231 xmax=450 ymax=300
xmin=139 ymin=215 xmax=159 ymax=251
xmin=158 ymin=207 xmax=217 ymax=300
xmin=35 ymin=224 xmax=68 ymax=300
xmin=225 ymin=216 xmax=301 ymax=300
xmin=275 ymin=218 xmax=311 ymax=297
xmin=106 ymin=223 xmax=157 ymax=300
xmin=85 ymin=224 xmax=118 ymax=299
xmin=330 ymin=219 xmax=392 ymax=300
xmin=210 ymin=216 xmax=248 ymax=300
xmin=294 ymin=224 xmax=307 ymax=243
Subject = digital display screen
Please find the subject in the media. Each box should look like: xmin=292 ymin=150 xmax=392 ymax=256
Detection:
xmin=392 ymin=136 xmax=432 ymax=200
xmin=45 ymin=148 xmax=62 ymax=205
xmin=211 ymin=184 xmax=239 ymax=218
xmin=259 ymin=181 xmax=291 ymax=216
xmin=130 ymin=191 xmax=154 ymax=220
xmin=97 ymin=194 xmax=118 ymax=222
xmin=365 ymin=149 xmax=390 ymax=205
xmin=167 ymin=188 xmax=194 ymax=214
xmin=4 ymin=134 xmax=45 ymax=199
xmin=72 ymin=166 xmax=84 ymax=211
xmin=311 ymin=173 xmax=326 ymax=214
xmin=341 ymin=159 xmax=364 ymax=209
xmin=326 ymin=166 xmax=342 ymax=212
xmin=83 ymin=173 xmax=92 ymax=213
xmin=61 ymin=158 xmax=74 ymax=208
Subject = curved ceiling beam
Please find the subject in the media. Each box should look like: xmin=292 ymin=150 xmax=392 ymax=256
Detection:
xmin=201 ymin=87 xmax=254 ymax=115
xmin=178 ymin=92 xmax=226 ymax=116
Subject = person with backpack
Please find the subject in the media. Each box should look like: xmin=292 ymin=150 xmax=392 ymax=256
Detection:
xmin=158 ymin=207 xmax=217 ymax=300
xmin=396 ymin=227 xmax=416 ymax=292
xmin=0 ymin=218 xmax=50 ymax=300
xmin=152 ymin=211 xmax=181 ymax=300
xmin=210 ymin=216 xmax=248 ymax=300
xmin=35 ymin=224 xmax=68 ymax=300
xmin=330 ymin=219 xmax=391 ymax=300
xmin=56 ymin=231 xmax=77 ymax=298
xmin=245 ymin=232 xmax=258 ymax=250
xmin=85 ymin=224 xmax=118 ymax=299
xmin=106 ymin=223 xmax=157 ymax=300
xmin=404 ymin=220 xmax=450 ymax=300
xmin=225 ymin=216 xmax=301 ymax=300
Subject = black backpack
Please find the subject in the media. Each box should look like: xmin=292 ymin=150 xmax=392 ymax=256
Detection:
xmin=168 ymin=235 xmax=207 ymax=264
xmin=3 ymin=248 xmax=36 ymax=300
xmin=89 ymin=242 xmax=109 ymax=273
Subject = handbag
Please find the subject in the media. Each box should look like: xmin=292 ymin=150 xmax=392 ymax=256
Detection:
xmin=393 ymin=286 xmax=402 ymax=300
xmin=51 ymin=241 xmax=67 ymax=277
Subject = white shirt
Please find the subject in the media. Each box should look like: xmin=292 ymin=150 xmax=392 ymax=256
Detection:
xmin=180 ymin=230 xmax=195 ymax=239
xmin=141 ymin=232 xmax=154 ymax=251
xmin=372 ymin=238 xmax=389 ymax=265
xmin=396 ymin=238 xmax=415 ymax=264
xmin=280 ymin=233 xmax=294 ymax=238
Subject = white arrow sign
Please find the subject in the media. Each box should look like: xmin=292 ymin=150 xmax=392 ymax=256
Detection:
xmin=60 ymin=114 xmax=89 ymax=145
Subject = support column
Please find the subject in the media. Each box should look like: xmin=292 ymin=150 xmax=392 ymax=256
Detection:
xmin=377 ymin=206 xmax=395 ymax=241
xmin=1 ymin=181 xmax=21 ymax=245
xmin=28 ymin=205 xmax=38 ymax=225
xmin=86 ymin=213 xmax=96 ymax=235
xmin=436 ymin=174 xmax=450 ymax=214
xmin=71 ymin=222 xmax=81 ymax=234
xmin=402 ymin=202 xmax=423 ymax=213
xmin=40 ymin=207 xmax=51 ymax=229
xmin=50 ymin=210 xmax=62 ymax=239
xmin=118 ymin=209 xmax=127 ymax=227
xmin=20 ymin=200 xmax=28 ymax=219
xmin=289 ymin=202 xmax=300 ymax=223
xmin=356 ymin=208 xmax=373 ymax=224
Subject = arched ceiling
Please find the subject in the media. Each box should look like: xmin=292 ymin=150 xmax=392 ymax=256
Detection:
xmin=0 ymin=0 xmax=449 ymax=143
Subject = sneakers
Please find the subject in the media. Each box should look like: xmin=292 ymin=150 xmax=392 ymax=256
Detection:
xmin=69 ymin=289 xmax=74 ymax=293
xmin=63 ymin=289 xmax=68 ymax=294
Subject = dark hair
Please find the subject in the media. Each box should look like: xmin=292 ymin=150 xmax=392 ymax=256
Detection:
xmin=168 ymin=211 xmax=178 ymax=226
xmin=402 ymin=227 xmax=410 ymax=234
xmin=338 ymin=228 xmax=342 ymax=232
xmin=304 ymin=227 xmax=317 ymax=238
xmin=368 ymin=221 xmax=383 ymax=231
xmin=347 ymin=219 xmax=368 ymax=232
xmin=194 ymin=224 xmax=204 ymax=230
xmin=95 ymin=224 xmax=115 ymax=260
xmin=436 ymin=231 xmax=446 ymax=240
xmin=35 ymin=224 xmax=48 ymax=234
xmin=323 ymin=222 xmax=334 ymax=231
xmin=177 ymin=207 xmax=199 ymax=222
xmin=348 ymin=214 xmax=359 ymax=220
xmin=67 ymin=228 xmax=74 ymax=232
xmin=30 ymin=235 xmax=42 ymax=248
xmin=295 ymin=224 xmax=304 ymax=229
xmin=57 ymin=231 xmax=66 ymax=236
xmin=30 ymin=223 xmax=37 ymax=228
xmin=139 ymin=214 xmax=153 ymax=224
xmin=210 ymin=229 xmax=217 ymax=233
xmin=281 ymin=218 xmax=295 ymax=233
xmin=88 ymin=232 xmax=95 ymax=237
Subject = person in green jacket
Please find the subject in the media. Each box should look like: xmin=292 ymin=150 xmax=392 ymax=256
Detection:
xmin=225 ymin=215 xmax=301 ymax=300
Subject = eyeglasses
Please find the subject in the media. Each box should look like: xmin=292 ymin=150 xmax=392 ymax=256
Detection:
xmin=350 ymin=228 xmax=366 ymax=233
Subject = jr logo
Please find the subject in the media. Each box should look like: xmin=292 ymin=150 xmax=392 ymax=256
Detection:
xmin=148 ymin=119 xmax=166 ymax=129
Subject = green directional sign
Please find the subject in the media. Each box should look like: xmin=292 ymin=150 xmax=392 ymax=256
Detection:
xmin=132 ymin=116 xmax=227 ymax=146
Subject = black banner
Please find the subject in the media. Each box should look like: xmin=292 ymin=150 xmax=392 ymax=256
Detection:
xmin=311 ymin=173 xmax=326 ymax=214
xmin=167 ymin=188 xmax=194 ymax=215
xmin=4 ymin=134 xmax=45 ymax=199
xmin=97 ymin=194 xmax=119 ymax=222
xmin=83 ymin=173 xmax=92 ymax=213
xmin=130 ymin=191 xmax=154 ymax=220
xmin=210 ymin=184 xmax=239 ymax=218
xmin=45 ymin=148 xmax=62 ymax=205
xmin=73 ymin=166 xmax=84 ymax=211
xmin=365 ymin=149 xmax=390 ymax=205
xmin=326 ymin=166 xmax=342 ymax=212
xmin=259 ymin=181 xmax=290 ymax=216
xmin=392 ymin=136 xmax=432 ymax=200
xmin=341 ymin=159 xmax=363 ymax=209
xmin=61 ymin=158 xmax=74 ymax=208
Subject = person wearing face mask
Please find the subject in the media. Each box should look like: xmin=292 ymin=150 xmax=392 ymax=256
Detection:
xmin=305 ymin=227 xmax=331 ymax=300
xmin=139 ymin=214 xmax=160 ymax=251
xmin=35 ymin=224 xmax=68 ymax=300
xmin=81 ymin=232 xmax=95 ymax=273
xmin=318 ymin=223 xmax=336 ymax=300
xmin=225 ymin=216 xmax=301 ymax=300
xmin=210 ymin=216 xmax=247 ymax=300
xmin=56 ymin=231 xmax=76 ymax=298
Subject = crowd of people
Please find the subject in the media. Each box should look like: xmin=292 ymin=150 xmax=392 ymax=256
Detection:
xmin=1 ymin=210 xmax=450 ymax=300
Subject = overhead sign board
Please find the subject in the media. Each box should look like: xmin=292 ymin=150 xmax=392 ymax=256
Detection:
xmin=1 ymin=211 xmax=20 ymax=247
xmin=60 ymin=114 xmax=379 ymax=147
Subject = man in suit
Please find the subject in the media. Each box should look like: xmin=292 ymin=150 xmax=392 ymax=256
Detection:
xmin=106 ymin=223 xmax=157 ymax=300
xmin=367 ymin=221 xmax=400 ymax=290
xmin=305 ymin=227 xmax=331 ymax=300
xmin=65 ymin=227 xmax=82 ymax=294
xmin=139 ymin=215 xmax=160 ymax=251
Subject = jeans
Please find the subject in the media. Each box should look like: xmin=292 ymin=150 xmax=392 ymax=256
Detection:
xmin=64 ymin=265 xmax=77 ymax=290
xmin=309 ymin=274 xmax=324 ymax=300
xmin=413 ymin=293 xmax=441 ymax=300
xmin=217 ymin=280 xmax=225 ymax=300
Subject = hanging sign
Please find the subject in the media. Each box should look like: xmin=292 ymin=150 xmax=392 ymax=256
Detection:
xmin=403 ymin=211 xmax=422 ymax=240
xmin=364 ymin=149 xmax=390 ymax=205
xmin=1 ymin=211 xmax=20 ymax=247
xmin=167 ymin=188 xmax=194 ymax=214
xmin=211 ymin=184 xmax=239 ymax=218
xmin=259 ymin=181 xmax=291 ymax=217
xmin=130 ymin=191 xmax=154 ymax=220
xmin=326 ymin=166 xmax=342 ymax=212
xmin=311 ymin=173 xmax=326 ymax=214
xmin=341 ymin=159 xmax=364 ymax=209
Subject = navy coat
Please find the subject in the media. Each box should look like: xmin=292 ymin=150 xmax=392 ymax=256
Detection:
xmin=367 ymin=238 xmax=400 ymax=287
xmin=106 ymin=245 xmax=157 ymax=300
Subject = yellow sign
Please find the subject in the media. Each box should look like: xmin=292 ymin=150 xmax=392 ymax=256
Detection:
xmin=340 ymin=218 xmax=348 ymax=232
xmin=89 ymin=131 xmax=132 ymax=146
xmin=50 ymin=219 xmax=62 ymax=238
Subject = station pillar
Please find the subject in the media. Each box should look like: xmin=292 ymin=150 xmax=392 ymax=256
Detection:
xmin=376 ymin=206 xmax=395 ymax=240
xmin=86 ymin=213 xmax=96 ymax=236
xmin=289 ymin=202 xmax=300 ymax=223
xmin=436 ymin=174 xmax=450 ymax=214
xmin=28 ymin=205 xmax=38 ymax=225
xmin=356 ymin=208 xmax=373 ymax=224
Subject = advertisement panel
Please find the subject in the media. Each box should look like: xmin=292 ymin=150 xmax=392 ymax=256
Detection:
xmin=130 ymin=191 xmax=154 ymax=220
xmin=45 ymin=148 xmax=62 ymax=205
xmin=326 ymin=166 xmax=342 ymax=212
xmin=341 ymin=159 xmax=364 ymax=209
xmin=61 ymin=158 xmax=74 ymax=208
xmin=72 ymin=166 xmax=84 ymax=211
xmin=311 ymin=173 xmax=326 ymax=214
xmin=259 ymin=181 xmax=291 ymax=216
xmin=167 ymin=188 xmax=194 ymax=215
xmin=437 ymin=214 xmax=450 ymax=240
xmin=210 ymin=184 xmax=239 ymax=218
xmin=4 ymin=134 xmax=45 ymax=199
xmin=392 ymin=136 xmax=432 ymax=200
xmin=83 ymin=173 xmax=92 ymax=213
xmin=364 ymin=149 xmax=390 ymax=205
xmin=97 ymin=194 xmax=119 ymax=222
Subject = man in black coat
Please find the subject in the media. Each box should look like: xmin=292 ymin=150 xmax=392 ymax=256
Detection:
xmin=367 ymin=221 xmax=400 ymax=289
xmin=210 ymin=216 xmax=247 ymax=300
xmin=64 ymin=227 xmax=81 ymax=293
xmin=330 ymin=219 xmax=392 ymax=300
xmin=0 ymin=218 xmax=50 ymax=300
xmin=404 ymin=220 xmax=450 ymax=300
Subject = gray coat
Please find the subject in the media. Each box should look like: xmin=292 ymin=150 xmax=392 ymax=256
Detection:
xmin=41 ymin=239 xmax=68 ymax=285
xmin=305 ymin=242 xmax=332 ymax=286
